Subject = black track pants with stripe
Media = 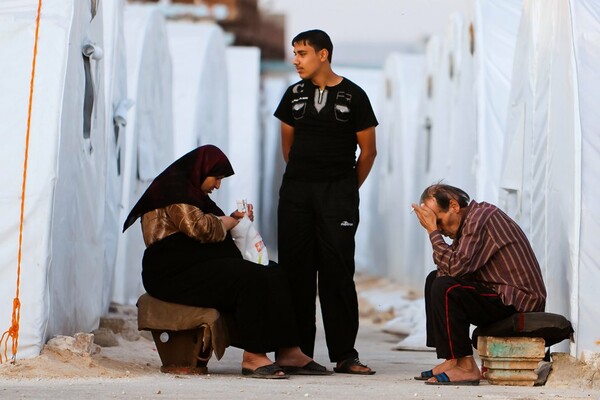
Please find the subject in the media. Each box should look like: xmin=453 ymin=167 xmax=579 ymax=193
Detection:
xmin=424 ymin=270 xmax=517 ymax=359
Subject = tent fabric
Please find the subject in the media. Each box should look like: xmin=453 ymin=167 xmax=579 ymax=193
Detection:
xmin=472 ymin=0 xmax=523 ymax=203
xmin=101 ymin=0 xmax=129 ymax=313
xmin=224 ymin=47 xmax=262 ymax=215
xmin=257 ymin=74 xmax=290 ymax=256
xmin=369 ymin=53 xmax=425 ymax=285
xmin=500 ymin=0 xmax=600 ymax=355
xmin=167 ymin=21 xmax=229 ymax=208
xmin=112 ymin=4 xmax=174 ymax=306
xmin=572 ymin=0 xmax=600 ymax=358
xmin=0 ymin=0 xmax=110 ymax=358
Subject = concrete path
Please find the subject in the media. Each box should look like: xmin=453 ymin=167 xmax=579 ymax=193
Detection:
xmin=2 ymin=318 xmax=599 ymax=400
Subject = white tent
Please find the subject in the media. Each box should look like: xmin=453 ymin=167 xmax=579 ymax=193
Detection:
xmin=167 ymin=20 xmax=229 ymax=207
xmin=500 ymin=0 xmax=600 ymax=357
xmin=425 ymin=13 xmax=477 ymax=195
xmin=257 ymin=73 xmax=290 ymax=256
xmin=471 ymin=0 xmax=523 ymax=203
xmin=112 ymin=4 xmax=174 ymax=306
xmin=101 ymin=0 xmax=129 ymax=311
xmin=369 ymin=53 xmax=425 ymax=286
xmin=0 ymin=1 xmax=109 ymax=359
xmin=420 ymin=1 xmax=523 ymax=200
xmin=225 ymin=47 xmax=262 ymax=215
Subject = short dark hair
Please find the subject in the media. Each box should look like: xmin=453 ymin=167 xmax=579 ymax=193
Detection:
xmin=419 ymin=183 xmax=470 ymax=211
xmin=292 ymin=29 xmax=333 ymax=63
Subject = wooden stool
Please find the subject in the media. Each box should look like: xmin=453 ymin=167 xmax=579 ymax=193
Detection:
xmin=137 ymin=293 xmax=233 ymax=374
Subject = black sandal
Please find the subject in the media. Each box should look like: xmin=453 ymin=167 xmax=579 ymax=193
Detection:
xmin=281 ymin=360 xmax=333 ymax=375
xmin=242 ymin=363 xmax=289 ymax=379
xmin=333 ymin=357 xmax=376 ymax=375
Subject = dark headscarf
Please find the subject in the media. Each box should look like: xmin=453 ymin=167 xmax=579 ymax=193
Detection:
xmin=122 ymin=145 xmax=234 ymax=232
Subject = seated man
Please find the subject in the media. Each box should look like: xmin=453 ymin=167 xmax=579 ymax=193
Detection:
xmin=411 ymin=184 xmax=546 ymax=385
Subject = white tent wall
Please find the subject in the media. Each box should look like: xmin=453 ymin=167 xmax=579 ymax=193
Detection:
xmin=167 ymin=21 xmax=229 ymax=207
xmin=424 ymin=13 xmax=478 ymax=196
xmin=101 ymin=0 xmax=128 ymax=312
xmin=444 ymin=13 xmax=478 ymax=195
xmin=369 ymin=53 xmax=425 ymax=287
xmin=257 ymin=73 xmax=289 ymax=257
xmin=112 ymin=4 xmax=173 ymax=306
xmin=417 ymin=35 xmax=446 ymax=277
xmin=500 ymin=0 xmax=600 ymax=355
xmin=472 ymin=0 xmax=523 ymax=204
xmin=424 ymin=24 xmax=454 ymax=190
xmin=0 ymin=1 xmax=68 ymax=359
xmin=572 ymin=0 xmax=600 ymax=358
xmin=0 ymin=1 xmax=112 ymax=358
xmin=45 ymin=0 xmax=109 ymax=340
xmin=225 ymin=47 xmax=262 ymax=216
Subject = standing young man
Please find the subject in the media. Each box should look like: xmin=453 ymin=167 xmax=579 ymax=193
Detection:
xmin=274 ymin=29 xmax=378 ymax=375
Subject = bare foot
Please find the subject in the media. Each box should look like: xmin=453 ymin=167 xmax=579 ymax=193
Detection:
xmin=275 ymin=346 xmax=313 ymax=367
xmin=427 ymin=357 xmax=480 ymax=383
xmin=431 ymin=358 xmax=457 ymax=375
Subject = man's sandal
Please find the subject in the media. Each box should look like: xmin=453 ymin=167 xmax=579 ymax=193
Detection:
xmin=423 ymin=372 xmax=480 ymax=386
xmin=414 ymin=369 xmax=434 ymax=380
xmin=333 ymin=357 xmax=376 ymax=375
xmin=241 ymin=363 xmax=289 ymax=379
xmin=280 ymin=360 xmax=333 ymax=375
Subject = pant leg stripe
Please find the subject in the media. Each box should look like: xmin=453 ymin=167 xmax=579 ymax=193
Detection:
xmin=444 ymin=284 xmax=476 ymax=359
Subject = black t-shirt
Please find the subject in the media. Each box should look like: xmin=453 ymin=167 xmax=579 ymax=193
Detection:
xmin=274 ymin=78 xmax=378 ymax=181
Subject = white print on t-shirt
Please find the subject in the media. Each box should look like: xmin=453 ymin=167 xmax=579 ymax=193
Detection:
xmin=292 ymin=82 xmax=305 ymax=94
xmin=334 ymin=91 xmax=352 ymax=122
xmin=291 ymin=97 xmax=308 ymax=120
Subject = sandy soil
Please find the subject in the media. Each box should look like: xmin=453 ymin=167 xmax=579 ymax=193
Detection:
xmin=0 ymin=275 xmax=598 ymax=400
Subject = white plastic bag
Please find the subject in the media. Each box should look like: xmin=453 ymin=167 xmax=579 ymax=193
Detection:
xmin=231 ymin=215 xmax=269 ymax=266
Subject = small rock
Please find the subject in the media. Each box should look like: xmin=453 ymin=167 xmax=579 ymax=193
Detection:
xmin=99 ymin=317 xmax=141 ymax=342
xmin=46 ymin=333 xmax=100 ymax=356
xmin=92 ymin=328 xmax=119 ymax=347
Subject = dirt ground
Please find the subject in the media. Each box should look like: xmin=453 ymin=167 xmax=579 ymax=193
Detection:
xmin=0 ymin=275 xmax=599 ymax=400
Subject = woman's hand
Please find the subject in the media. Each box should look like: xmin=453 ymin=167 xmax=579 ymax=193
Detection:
xmin=230 ymin=203 xmax=254 ymax=222
xmin=219 ymin=216 xmax=240 ymax=231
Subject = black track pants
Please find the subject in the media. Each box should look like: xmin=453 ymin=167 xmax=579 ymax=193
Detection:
xmin=424 ymin=270 xmax=517 ymax=359
xmin=278 ymin=176 xmax=360 ymax=362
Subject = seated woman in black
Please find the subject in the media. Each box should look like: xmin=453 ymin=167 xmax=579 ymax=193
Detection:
xmin=123 ymin=145 xmax=331 ymax=379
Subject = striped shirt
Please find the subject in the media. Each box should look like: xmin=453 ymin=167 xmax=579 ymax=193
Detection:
xmin=429 ymin=201 xmax=546 ymax=313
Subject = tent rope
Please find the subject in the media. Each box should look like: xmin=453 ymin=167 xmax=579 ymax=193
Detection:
xmin=0 ymin=0 xmax=43 ymax=364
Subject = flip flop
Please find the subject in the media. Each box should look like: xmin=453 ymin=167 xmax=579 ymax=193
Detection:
xmin=423 ymin=372 xmax=480 ymax=386
xmin=414 ymin=369 xmax=434 ymax=380
xmin=333 ymin=357 xmax=376 ymax=375
xmin=280 ymin=361 xmax=333 ymax=375
xmin=241 ymin=363 xmax=289 ymax=379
